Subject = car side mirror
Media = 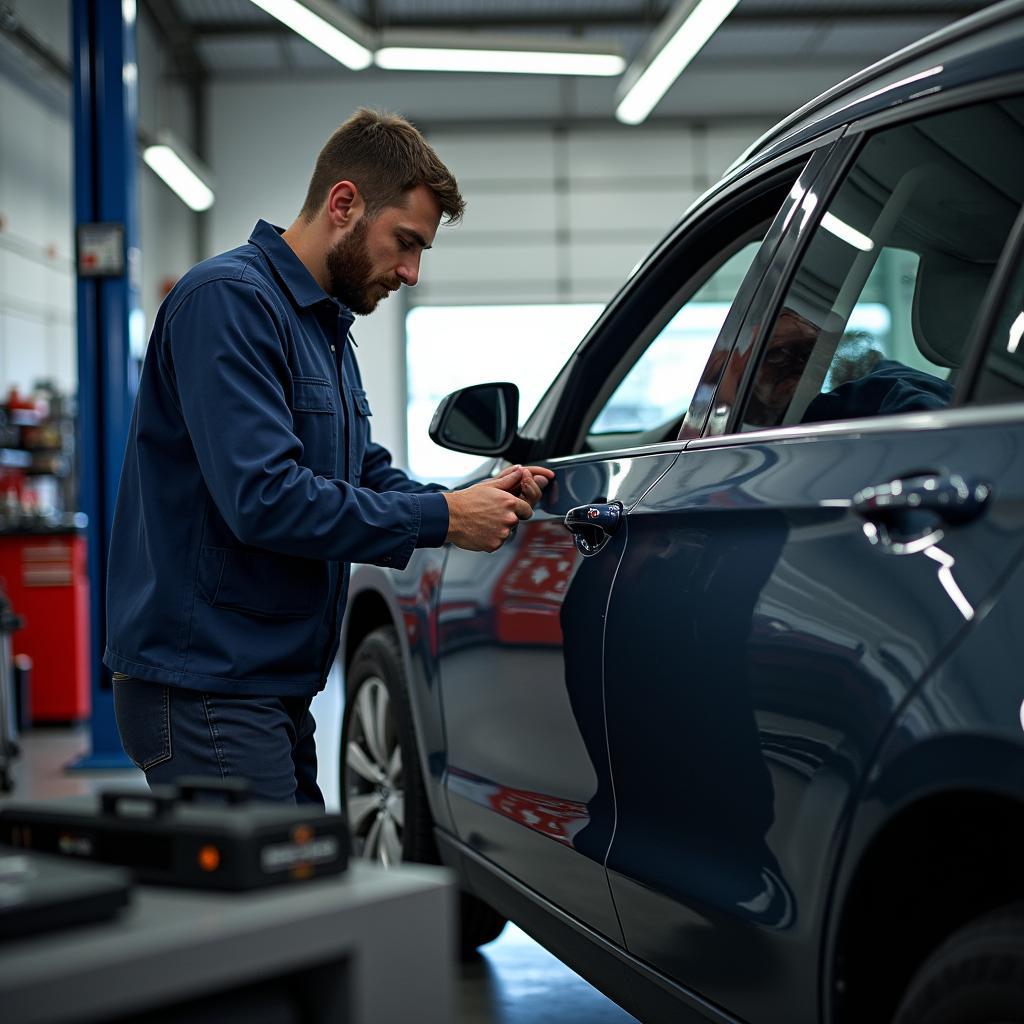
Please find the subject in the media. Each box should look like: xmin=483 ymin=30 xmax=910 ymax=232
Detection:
xmin=428 ymin=382 xmax=519 ymax=456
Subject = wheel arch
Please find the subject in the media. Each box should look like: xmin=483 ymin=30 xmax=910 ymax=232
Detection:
xmin=827 ymin=735 xmax=1024 ymax=1024
xmin=343 ymin=582 xmax=399 ymax=680
xmin=341 ymin=569 xmax=456 ymax=835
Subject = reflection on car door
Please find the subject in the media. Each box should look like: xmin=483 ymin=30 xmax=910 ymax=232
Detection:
xmin=601 ymin=93 xmax=1024 ymax=1022
xmin=437 ymin=451 xmax=679 ymax=941
xmin=435 ymin=148 xmax=833 ymax=941
xmin=602 ymin=419 xmax=1024 ymax=1022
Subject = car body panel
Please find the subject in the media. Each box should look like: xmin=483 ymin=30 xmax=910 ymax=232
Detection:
xmin=824 ymin=529 xmax=1024 ymax=1020
xmin=602 ymin=411 xmax=1024 ymax=1022
xmin=437 ymin=451 xmax=679 ymax=940
xmin=332 ymin=9 xmax=1024 ymax=1020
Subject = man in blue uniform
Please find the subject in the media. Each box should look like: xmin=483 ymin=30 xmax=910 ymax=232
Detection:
xmin=105 ymin=109 xmax=552 ymax=803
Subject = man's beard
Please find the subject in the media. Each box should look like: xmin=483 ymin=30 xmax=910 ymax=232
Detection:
xmin=325 ymin=218 xmax=393 ymax=315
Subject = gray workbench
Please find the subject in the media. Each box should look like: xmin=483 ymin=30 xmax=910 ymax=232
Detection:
xmin=0 ymin=862 xmax=456 ymax=1024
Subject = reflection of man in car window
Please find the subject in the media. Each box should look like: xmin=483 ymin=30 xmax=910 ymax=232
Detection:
xmin=746 ymin=306 xmax=955 ymax=428
xmin=745 ymin=309 xmax=819 ymax=428
xmin=803 ymin=357 xmax=954 ymax=423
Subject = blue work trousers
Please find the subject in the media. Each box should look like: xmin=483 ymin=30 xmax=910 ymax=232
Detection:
xmin=112 ymin=677 xmax=324 ymax=805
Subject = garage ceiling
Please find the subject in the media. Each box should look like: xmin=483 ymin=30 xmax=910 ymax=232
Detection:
xmin=146 ymin=0 xmax=996 ymax=123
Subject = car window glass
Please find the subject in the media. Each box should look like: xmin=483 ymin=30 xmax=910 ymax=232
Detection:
xmin=738 ymin=96 xmax=1024 ymax=432
xmin=588 ymin=240 xmax=762 ymax=437
xmin=973 ymin=256 xmax=1024 ymax=405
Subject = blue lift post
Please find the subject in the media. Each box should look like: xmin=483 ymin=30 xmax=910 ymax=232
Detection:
xmin=69 ymin=0 xmax=141 ymax=770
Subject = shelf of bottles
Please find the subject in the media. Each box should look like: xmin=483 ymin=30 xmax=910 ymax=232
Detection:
xmin=0 ymin=383 xmax=82 ymax=532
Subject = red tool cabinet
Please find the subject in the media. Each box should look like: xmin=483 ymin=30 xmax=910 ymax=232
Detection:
xmin=0 ymin=531 xmax=90 ymax=722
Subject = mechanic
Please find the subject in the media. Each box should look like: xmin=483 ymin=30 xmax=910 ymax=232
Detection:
xmin=104 ymin=108 xmax=553 ymax=803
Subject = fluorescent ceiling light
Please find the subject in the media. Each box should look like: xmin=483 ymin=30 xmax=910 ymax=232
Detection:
xmin=616 ymin=0 xmax=741 ymax=125
xmin=376 ymin=32 xmax=624 ymax=76
xmin=246 ymin=0 xmax=373 ymax=70
xmin=821 ymin=212 xmax=874 ymax=252
xmin=143 ymin=136 xmax=215 ymax=212
xmin=376 ymin=47 xmax=623 ymax=76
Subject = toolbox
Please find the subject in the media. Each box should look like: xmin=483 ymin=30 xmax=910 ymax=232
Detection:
xmin=0 ymin=777 xmax=349 ymax=891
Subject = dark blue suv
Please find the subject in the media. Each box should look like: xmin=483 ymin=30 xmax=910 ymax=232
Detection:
xmin=338 ymin=3 xmax=1024 ymax=1020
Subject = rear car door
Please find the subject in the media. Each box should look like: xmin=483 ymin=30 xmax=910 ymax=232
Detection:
xmin=436 ymin=144 xmax=839 ymax=940
xmin=601 ymin=91 xmax=1024 ymax=1022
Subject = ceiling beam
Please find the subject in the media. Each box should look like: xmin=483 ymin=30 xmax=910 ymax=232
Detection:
xmin=191 ymin=4 xmax=984 ymax=37
xmin=369 ymin=3 xmax=981 ymax=28
xmin=208 ymin=56 xmax=868 ymax=81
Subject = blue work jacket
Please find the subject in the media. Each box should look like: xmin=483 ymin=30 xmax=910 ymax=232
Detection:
xmin=103 ymin=220 xmax=449 ymax=696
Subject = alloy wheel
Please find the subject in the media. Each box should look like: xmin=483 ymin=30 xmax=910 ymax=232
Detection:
xmin=345 ymin=676 xmax=405 ymax=867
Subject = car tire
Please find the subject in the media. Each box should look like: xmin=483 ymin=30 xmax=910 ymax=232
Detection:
xmin=892 ymin=903 xmax=1024 ymax=1023
xmin=341 ymin=626 xmax=507 ymax=958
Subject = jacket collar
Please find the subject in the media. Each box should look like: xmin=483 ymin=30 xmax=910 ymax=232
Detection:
xmin=249 ymin=219 xmax=346 ymax=313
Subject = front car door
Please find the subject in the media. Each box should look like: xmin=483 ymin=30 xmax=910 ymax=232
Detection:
xmin=602 ymin=88 xmax=1024 ymax=1022
xmin=436 ymin=145 xmax=838 ymax=940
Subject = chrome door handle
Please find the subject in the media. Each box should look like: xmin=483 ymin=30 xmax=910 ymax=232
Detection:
xmin=852 ymin=473 xmax=991 ymax=553
xmin=853 ymin=474 xmax=991 ymax=523
xmin=563 ymin=501 xmax=623 ymax=557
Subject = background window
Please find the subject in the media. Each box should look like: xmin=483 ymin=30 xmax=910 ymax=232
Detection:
xmin=406 ymin=304 xmax=601 ymax=483
xmin=739 ymin=96 xmax=1024 ymax=431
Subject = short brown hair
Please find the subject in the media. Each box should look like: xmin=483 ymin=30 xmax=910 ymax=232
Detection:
xmin=299 ymin=108 xmax=464 ymax=225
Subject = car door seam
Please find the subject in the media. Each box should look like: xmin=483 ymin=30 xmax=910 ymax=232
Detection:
xmin=624 ymin=448 xmax=686 ymax=513
xmin=600 ymin=512 xmax=630 ymax=948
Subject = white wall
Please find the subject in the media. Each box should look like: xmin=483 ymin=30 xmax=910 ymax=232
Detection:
xmin=136 ymin=9 xmax=200 ymax=336
xmin=207 ymin=76 xmax=774 ymax=468
xmin=0 ymin=1 xmax=199 ymax=399
xmin=0 ymin=1 xmax=75 ymax=396
xmin=349 ymin=285 xmax=409 ymax=464
xmin=422 ymin=121 xmax=770 ymax=306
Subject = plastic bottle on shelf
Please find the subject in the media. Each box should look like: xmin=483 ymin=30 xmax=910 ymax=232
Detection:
xmin=2 ymin=484 xmax=21 ymax=526
xmin=5 ymin=388 xmax=41 ymax=428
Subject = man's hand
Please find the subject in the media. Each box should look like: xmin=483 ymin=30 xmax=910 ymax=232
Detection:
xmin=516 ymin=463 xmax=555 ymax=511
xmin=443 ymin=464 xmax=554 ymax=553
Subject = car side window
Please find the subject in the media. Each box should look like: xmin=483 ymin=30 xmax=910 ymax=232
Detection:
xmin=973 ymin=254 xmax=1024 ymax=404
xmin=737 ymin=95 xmax=1024 ymax=432
xmin=589 ymin=240 xmax=762 ymax=437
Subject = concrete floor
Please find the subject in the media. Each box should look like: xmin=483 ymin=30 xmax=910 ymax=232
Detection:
xmin=3 ymin=727 xmax=639 ymax=1024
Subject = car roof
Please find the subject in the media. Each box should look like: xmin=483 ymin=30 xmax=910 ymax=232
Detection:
xmin=731 ymin=0 xmax=1024 ymax=176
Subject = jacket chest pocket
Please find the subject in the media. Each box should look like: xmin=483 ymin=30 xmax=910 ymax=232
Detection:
xmin=349 ymin=387 xmax=372 ymax=484
xmin=292 ymin=377 xmax=337 ymax=478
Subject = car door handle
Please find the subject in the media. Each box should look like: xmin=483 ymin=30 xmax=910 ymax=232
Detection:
xmin=853 ymin=474 xmax=991 ymax=523
xmin=852 ymin=473 xmax=991 ymax=553
xmin=564 ymin=501 xmax=623 ymax=557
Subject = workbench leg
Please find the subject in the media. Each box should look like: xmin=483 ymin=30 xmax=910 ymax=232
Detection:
xmin=351 ymin=882 xmax=457 ymax=1023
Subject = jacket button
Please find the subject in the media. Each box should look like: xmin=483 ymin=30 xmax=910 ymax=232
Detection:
xmin=330 ymin=344 xmax=336 ymax=352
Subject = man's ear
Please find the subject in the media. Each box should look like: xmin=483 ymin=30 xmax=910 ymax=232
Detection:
xmin=325 ymin=180 xmax=364 ymax=229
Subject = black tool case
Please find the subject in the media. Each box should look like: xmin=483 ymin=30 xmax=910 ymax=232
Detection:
xmin=0 ymin=778 xmax=349 ymax=891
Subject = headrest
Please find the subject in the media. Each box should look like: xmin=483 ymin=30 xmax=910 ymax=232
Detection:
xmin=911 ymin=251 xmax=993 ymax=368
